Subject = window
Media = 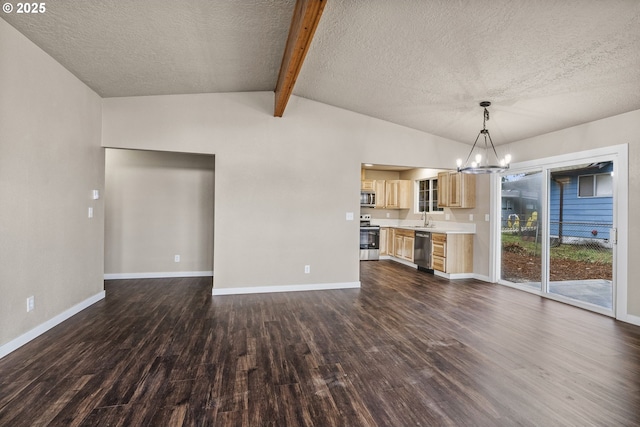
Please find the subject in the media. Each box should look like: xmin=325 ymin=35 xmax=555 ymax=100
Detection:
xmin=578 ymin=173 xmax=612 ymax=197
xmin=417 ymin=178 xmax=443 ymax=212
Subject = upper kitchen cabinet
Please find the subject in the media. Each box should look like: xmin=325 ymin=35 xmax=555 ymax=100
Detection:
xmin=437 ymin=171 xmax=475 ymax=208
xmin=384 ymin=180 xmax=411 ymax=209
xmin=361 ymin=179 xmax=375 ymax=191
xmin=374 ymin=180 xmax=386 ymax=208
xmin=361 ymin=179 xmax=411 ymax=209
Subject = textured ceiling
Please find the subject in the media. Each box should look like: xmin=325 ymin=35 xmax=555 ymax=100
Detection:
xmin=3 ymin=0 xmax=640 ymax=144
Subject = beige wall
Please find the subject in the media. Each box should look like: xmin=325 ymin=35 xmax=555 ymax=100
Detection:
xmin=104 ymin=149 xmax=214 ymax=276
xmin=0 ymin=19 xmax=104 ymax=347
xmin=102 ymin=93 xmax=639 ymax=317
xmin=101 ymin=93 xmax=471 ymax=290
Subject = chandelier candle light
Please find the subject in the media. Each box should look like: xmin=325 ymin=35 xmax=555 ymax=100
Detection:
xmin=457 ymin=101 xmax=511 ymax=174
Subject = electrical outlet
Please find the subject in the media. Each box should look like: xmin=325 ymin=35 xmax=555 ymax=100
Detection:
xmin=88 ymin=207 xmax=93 ymax=218
xmin=469 ymin=214 xmax=474 ymax=221
xmin=27 ymin=296 xmax=34 ymax=312
xmin=485 ymin=214 xmax=490 ymax=222
xmin=304 ymin=265 xmax=311 ymax=274
xmin=174 ymin=254 xmax=180 ymax=262
xmin=445 ymin=214 xmax=451 ymax=221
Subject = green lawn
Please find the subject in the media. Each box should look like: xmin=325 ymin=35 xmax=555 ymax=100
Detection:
xmin=501 ymin=233 xmax=612 ymax=264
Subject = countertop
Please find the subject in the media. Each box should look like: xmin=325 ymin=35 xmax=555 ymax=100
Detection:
xmin=393 ymin=226 xmax=474 ymax=235
xmin=371 ymin=221 xmax=476 ymax=234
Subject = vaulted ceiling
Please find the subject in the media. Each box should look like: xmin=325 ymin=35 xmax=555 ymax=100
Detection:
xmin=3 ymin=0 xmax=640 ymax=145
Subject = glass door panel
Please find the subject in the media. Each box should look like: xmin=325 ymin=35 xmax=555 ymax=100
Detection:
xmin=547 ymin=163 xmax=614 ymax=309
xmin=500 ymin=171 xmax=543 ymax=289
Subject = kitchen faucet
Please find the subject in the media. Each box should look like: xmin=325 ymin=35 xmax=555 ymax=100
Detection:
xmin=422 ymin=212 xmax=431 ymax=227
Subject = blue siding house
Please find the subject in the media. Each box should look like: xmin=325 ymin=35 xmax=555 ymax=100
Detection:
xmin=549 ymin=162 xmax=613 ymax=243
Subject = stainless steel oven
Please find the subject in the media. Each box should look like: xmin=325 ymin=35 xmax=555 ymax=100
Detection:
xmin=360 ymin=214 xmax=380 ymax=260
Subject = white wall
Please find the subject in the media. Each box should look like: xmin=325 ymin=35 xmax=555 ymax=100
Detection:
xmin=0 ymin=19 xmax=104 ymax=348
xmin=102 ymin=93 xmax=472 ymax=291
xmin=104 ymin=149 xmax=214 ymax=278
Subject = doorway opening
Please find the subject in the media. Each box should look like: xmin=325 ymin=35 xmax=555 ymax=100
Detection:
xmin=104 ymin=148 xmax=215 ymax=281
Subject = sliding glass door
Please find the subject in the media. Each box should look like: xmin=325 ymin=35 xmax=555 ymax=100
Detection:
xmin=497 ymin=151 xmax=620 ymax=316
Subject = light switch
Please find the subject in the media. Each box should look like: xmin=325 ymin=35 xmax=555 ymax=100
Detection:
xmin=92 ymin=190 xmax=99 ymax=200
xmin=88 ymin=207 xmax=93 ymax=218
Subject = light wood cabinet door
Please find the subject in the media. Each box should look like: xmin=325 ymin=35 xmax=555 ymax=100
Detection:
xmin=437 ymin=172 xmax=476 ymax=208
xmin=437 ymin=172 xmax=450 ymax=208
xmin=380 ymin=228 xmax=388 ymax=256
xmin=449 ymin=172 xmax=461 ymax=207
xmin=387 ymin=228 xmax=395 ymax=256
xmin=361 ymin=180 xmax=374 ymax=191
xmin=385 ymin=180 xmax=411 ymax=209
xmin=374 ymin=180 xmax=386 ymax=208
xmin=385 ymin=180 xmax=400 ymax=208
xmin=394 ymin=235 xmax=404 ymax=258
xmin=402 ymin=236 xmax=414 ymax=262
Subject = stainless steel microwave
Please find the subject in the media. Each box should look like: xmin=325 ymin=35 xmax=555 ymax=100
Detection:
xmin=360 ymin=191 xmax=376 ymax=207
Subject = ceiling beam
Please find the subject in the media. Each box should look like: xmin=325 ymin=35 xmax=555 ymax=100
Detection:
xmin=274 ymin=0 xmax=326 ymax=117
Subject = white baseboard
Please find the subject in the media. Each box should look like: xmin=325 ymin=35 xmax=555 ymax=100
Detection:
xmin=620 ymin=313 xmax=640 ymax=327
xmin=213 ymin=281 xmax=361 ymax=296
xmin=388 ymin=257 xmax=417 ymax=269
xmin=433 ymin=270 xmax=475 ymax=280
xmin=0 ymin=291 xmax=105 ymax=359
xmin=472 ymin=274 xmax=492 ymax=283
xmin=104 ymin=271 xmax=214 ymax=280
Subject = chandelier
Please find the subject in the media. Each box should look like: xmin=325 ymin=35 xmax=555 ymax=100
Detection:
xmin=456 ymin=101 xmax=511 ymax=174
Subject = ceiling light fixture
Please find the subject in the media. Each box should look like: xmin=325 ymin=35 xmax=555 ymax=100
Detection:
xmin=457 ymin=101 xmax=511 ymax=174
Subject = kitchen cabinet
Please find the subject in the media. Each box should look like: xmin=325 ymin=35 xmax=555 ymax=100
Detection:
xmin=361 ymin=179 xmax=375 ymax=191
xmin=437 ymin=171 xmax=475 ymax=208
xmin=380 ymin=227 xmax=389 ymax=256
xmin=385 ymin=180 xmax=412 ymax=209
xmin=431 ymin=233 xmax=473 ymax=274
xmin=393 ymin=228 xmax=414 ymax=262
xmin=374 ymin=180 xmax=386 ymax=208
xmin=361 ymin=179 xmax=412 ymax=209
xmin=387 ymin=227 xmax=395 ymax=255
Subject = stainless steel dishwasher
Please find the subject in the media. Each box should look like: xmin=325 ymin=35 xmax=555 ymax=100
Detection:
xmin=414 ymin=231 xmax=433 ymax=273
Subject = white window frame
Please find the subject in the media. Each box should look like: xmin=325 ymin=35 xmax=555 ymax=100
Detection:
xmin=578 ymin=172 xmax=613 ymax=198
xmin=416 ymin=178 xmax=443 ymax=214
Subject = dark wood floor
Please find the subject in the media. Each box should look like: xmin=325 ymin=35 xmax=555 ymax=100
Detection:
xmin=1 ymin=261 xmax=640 ymax=426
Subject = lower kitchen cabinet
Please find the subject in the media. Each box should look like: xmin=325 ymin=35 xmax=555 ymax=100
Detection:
xmin=431 ymin=233 xmax=473 ymax=274
xmin=393 ymin=228 xmax=414 ymax=262
xmin=380 ymin=227 xmax=389 ymax=256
